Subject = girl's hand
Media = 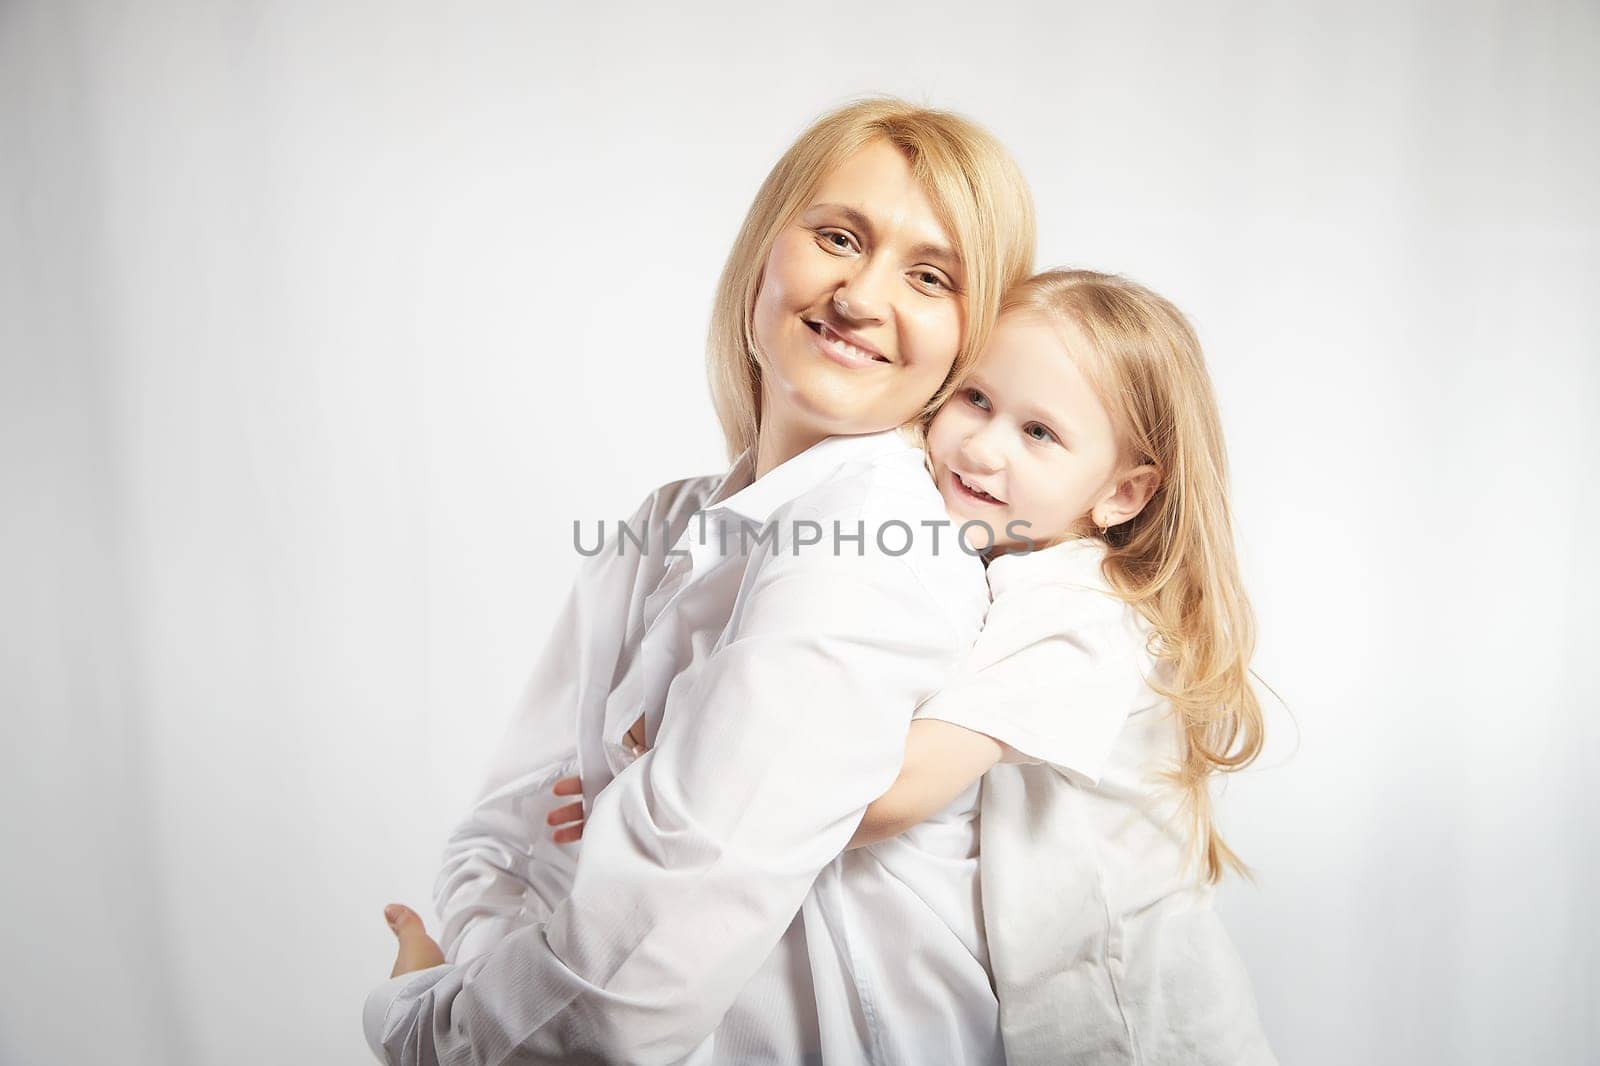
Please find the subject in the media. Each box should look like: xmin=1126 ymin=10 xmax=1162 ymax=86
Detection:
xmin=547 ymin=714 xmax=652 ymax=843
xmin=547 ymin=774 xmax=587 ymax=843
xmin=383 ymin=903 xmax=445 ymax=977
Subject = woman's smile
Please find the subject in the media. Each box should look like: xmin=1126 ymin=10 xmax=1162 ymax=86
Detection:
xmin=747 ymin=137 xmax=966 ymax=470
xmin=805 ymin=318 xmax=891 ymax=368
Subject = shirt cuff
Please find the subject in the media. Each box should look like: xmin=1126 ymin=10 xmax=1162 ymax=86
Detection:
xmin=451 ymin=910 xmax=535 ymax=966
xmin=362 ymin=964 xmax=452 ymax=1063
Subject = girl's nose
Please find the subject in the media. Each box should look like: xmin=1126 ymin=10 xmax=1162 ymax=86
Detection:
xmin=959 ymin=429 xmax=1004 ymax=474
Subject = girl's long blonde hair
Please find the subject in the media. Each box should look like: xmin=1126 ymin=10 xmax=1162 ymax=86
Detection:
xmin=708 ymin=97 xmax=1036 ymax=460
xmin=1006 ymin=270 xmax=1264 ymax=883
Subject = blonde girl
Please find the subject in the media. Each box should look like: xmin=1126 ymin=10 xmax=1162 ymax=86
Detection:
xmin=558 ymin=268 xmax=1277 ymax=1063
xmin=861 ymin=268 xmax=1277 ymax=1065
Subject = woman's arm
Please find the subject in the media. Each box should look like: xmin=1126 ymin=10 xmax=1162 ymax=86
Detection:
xmin=430 ymin=483 xmax=688 ymax=963
xmin=365 ymin=533 xmax=977 ymax=1066
xmin=846 ymin=718 xmax=1005 ymax=849
xmin=430 ymin=584 xmax=588 ymax=963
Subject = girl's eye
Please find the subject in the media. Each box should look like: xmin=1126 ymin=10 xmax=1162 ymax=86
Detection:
xmin=966 ymin=388 xmax=990 ymax=410
xmin=1025 ymin=423 xmax=1058 ymax=444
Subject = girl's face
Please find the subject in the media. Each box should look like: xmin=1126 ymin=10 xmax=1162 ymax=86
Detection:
xmin=750 ymin=139 xmax=965 ymax=457
xmin=926 ymin=312 xmax=1129 ymax=553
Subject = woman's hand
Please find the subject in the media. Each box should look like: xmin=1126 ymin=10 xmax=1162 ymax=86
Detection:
xmin=383 ymin=903 xmax=445 ymax=977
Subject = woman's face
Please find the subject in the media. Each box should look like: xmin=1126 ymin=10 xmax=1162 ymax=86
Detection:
xmin=750 ymin=139 xmax=966 ymax=453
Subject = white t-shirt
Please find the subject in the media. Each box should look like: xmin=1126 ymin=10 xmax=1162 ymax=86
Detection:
xmin=913 ymin=536 xmax=1277 ymax=1066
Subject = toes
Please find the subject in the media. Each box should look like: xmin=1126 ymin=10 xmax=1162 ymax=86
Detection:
xmin=385 ymin=903 xmax=422 ymax=935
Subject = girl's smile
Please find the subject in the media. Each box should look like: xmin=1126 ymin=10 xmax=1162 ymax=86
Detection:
xmin=927 ymin=311 xmax=1146 ymax=553
xmin=948 ymin=469 xmax=1006 ymax=506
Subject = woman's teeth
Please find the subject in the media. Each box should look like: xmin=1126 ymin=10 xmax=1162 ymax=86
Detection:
xmin=813 ymin=322 xmax=884 ymax=363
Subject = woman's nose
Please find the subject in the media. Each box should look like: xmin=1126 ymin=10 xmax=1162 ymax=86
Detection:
xmin=832 ymin=258 xmax=893 ymax=325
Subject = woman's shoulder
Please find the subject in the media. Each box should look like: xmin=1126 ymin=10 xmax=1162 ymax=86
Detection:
xmin=774 ymin=434 xmax=934 ymax=519
xmin=575 ymin=471 xmax=726 ymax=577
xmin=638 ymin=470 xmax=727 ymax=518
xmin=766 ymin=438 xmax=988 ymax=632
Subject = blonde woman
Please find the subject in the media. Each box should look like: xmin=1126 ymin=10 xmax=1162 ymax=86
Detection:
xmin=367 ymin=99 xmax=1035 ymax=1064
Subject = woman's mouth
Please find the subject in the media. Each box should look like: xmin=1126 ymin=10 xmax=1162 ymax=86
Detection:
xmin=806 ymin=319 xmax=889 ymax=369
xmin=950 ymin=470 xmax=1004 ymax=506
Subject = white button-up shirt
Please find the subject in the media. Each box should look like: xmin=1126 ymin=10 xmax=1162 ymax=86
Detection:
xmin=363 ymin=429 xmax=1001 ymax=1065
xmin=913 ymin=537 xmax=1275 ymax=1066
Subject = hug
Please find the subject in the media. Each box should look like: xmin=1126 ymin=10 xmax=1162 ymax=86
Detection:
xmin=368 ymin=96 xmax=1275 ymax=1066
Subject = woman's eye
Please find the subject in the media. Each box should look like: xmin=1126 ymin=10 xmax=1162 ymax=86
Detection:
xmin=914 ymin=270 xmax=950 ymax=291
xmin=1025 ymin=423 xmax=1057 ymax=444
xmin=818 ymin=230 xmax=857 ymax=253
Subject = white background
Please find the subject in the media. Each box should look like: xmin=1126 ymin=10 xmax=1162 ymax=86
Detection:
xmin=3 ymin=2 xmax=1597 ymax=1063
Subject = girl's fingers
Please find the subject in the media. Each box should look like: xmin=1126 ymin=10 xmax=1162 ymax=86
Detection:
xmin=549 ymin=775 xmax=587 ymax=842
xmin=552 ymin=823 xmax=585 ymax=844
xmin=546 ymin=801 xmax=585 ymax=827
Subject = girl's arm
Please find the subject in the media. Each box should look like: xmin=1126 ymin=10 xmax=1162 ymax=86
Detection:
xmin=371 ymin=530 xmax=982 ymax=1065
xmin=846 ymin=718 xmax=1005 ymax=849
xmin=551 ymin=717 xmax=1006 ymax=850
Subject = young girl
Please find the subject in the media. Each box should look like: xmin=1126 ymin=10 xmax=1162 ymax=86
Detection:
xmin=549 ymin=269 xmax=1276 ymax=1065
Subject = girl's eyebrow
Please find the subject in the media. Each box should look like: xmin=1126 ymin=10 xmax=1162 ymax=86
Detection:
xmin=1030 ymin=404 xmax=1077 ymax=446
xmin=805 ymin=202 xmax=962 ymax=274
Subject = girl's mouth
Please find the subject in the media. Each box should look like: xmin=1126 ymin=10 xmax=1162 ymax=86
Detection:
xmin=951 ymin=470 xmax=1004 ymax=506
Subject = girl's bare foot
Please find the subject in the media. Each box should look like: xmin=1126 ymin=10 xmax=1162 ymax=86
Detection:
xmin=384 ymin=903 xmax=445 ymax=977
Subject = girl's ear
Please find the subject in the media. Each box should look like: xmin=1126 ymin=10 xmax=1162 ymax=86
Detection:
xmin=1094 ymin=464 xmax=1162 ymax=529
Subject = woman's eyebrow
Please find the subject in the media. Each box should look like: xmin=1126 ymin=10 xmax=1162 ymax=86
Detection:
xmin=807 ymin=203 xmax=875 ymax=235
xmin=807 ymin=203 xmax=960 ymax=271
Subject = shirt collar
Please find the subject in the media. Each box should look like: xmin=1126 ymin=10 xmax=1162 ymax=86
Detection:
xmin=710 ymin=427 xmax=919 ymax=525
xmin=985 ymin=536 xmax=1110 ymax=598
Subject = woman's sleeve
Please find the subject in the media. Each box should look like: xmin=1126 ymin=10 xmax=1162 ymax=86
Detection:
xmin=912 ymin=583 xmax=1151 ymax=786
xmin=364 ymin=528 xmax=973 ymax=1065
xmin=432 ymin=488 xmax=664 ymax=964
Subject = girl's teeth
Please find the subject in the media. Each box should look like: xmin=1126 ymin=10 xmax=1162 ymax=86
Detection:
xmin=959 ymin=475 xmax=996 ymax=502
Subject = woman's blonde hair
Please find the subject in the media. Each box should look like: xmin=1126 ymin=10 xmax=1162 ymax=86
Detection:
xmin=708 ymin=97 xmax=1036 ymax=460
xmin=1006 ymin=269 xmax=1265 ymax=883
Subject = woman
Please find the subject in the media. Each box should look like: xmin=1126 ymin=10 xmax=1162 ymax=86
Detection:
xmin=367 ymin=97 xmax=1036 ymax=1065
